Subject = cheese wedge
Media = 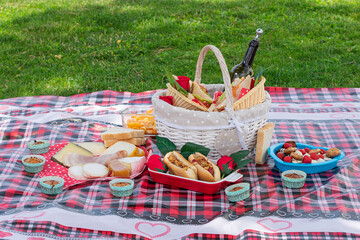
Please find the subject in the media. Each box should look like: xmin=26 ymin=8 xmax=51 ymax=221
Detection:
xmin=75 ymin=142 xmax=106 ymax=155
xmin=100 ymin=141 xmax=138 ymax=157
xmin=51 ymin=143 xmax=92 ymax=167
xmin=119 ymin=157 xmax=146 ymax=176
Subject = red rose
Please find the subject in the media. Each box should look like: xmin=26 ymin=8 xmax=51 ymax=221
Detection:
xmin=176 ymin=76 xmax=191 ymax=91
xmin=147 ymin=154 xmax=167 ymax=173
xmin=217 ymin=155 xmax=235 ymax=171
xmin=159 ymin=96 xmax=173 ymax=105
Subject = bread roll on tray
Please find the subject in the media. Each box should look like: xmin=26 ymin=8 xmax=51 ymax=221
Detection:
xmin=188 ymin=152 xmax=221 ymax=182
xmin=164 ymin=151 xmax=197 ymax=180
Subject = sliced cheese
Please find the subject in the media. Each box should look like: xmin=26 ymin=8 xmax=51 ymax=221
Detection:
xmin=100 ymin=141 xmax=138 ymax=157
xmin=51 ymin=142 xmax=92 ymax=167
xmin=136 ymin=147 xmax=146 ymax=157
xmin=75 ymin=142 xmax=106 ymax=155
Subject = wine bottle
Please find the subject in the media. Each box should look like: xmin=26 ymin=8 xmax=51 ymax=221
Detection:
xmin=230 ymin=28 xmax=263 ymax=83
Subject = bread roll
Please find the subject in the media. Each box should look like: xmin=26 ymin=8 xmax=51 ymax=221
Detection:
xmin=188 ymin=152 xmax=221 ymax=182
xmin=163 ymin=151 xmax=197 ymax=180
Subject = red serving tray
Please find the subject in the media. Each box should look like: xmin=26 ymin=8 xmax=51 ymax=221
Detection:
xmin=148 ymin=168 xmax=243 ymax=194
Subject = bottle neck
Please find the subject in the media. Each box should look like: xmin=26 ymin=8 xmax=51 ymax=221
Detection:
xmin=242 ymin=38 xmax=259 ymax=66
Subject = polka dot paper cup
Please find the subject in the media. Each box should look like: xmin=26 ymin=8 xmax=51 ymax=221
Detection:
xmin=22 ymin=155 xmax=46 ymax=173
xmin=39 ymin=176 xmax=64 ymax=195
xmin=109 ymin=179 xmax=134 ymax=197
xmin=27 ymin=140 xmax=50 ymax=154
xmin=225 ymin=182 xmax=250 ymax=202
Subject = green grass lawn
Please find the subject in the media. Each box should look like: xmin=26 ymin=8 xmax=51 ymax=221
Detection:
xmin=0 ymin=0 xmax=359 ymax=99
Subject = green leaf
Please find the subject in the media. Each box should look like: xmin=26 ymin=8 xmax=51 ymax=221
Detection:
xmin=230 ymin=150 xmax=251 ymax=168
xmin=253 ymin=67 xmax=270 ymax=87
xmin=156 ymin=136 xmax=177 ymax=156
xmin=221 ymin=161 xmax=233 ymax=178
xmin=180 ymin=142 xmax=210 ymax=159
xmin=166 ymin=71 xmax=188 ymax=96
xmin=155 ymin=167 xmax=167 ymax=173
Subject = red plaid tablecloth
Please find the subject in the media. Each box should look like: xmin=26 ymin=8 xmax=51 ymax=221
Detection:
xmin=0 ymin=88 xmax=359 ymax=239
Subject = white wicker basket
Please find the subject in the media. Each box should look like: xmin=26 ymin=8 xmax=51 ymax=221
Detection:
xmin=152 ymin=45 xmax=271 ymax=161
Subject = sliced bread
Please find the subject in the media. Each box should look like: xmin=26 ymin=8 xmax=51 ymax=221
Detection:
xmin=101 ymin=127 xmax=144 ymax=140
xmin=104 ymin=138 xmax=147 ymax=148
xmin=255 ymin=122 xmax=275 ymax=165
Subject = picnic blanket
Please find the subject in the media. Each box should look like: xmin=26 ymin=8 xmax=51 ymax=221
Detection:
xmin=0 ymin=88 xmax=360 ymax=240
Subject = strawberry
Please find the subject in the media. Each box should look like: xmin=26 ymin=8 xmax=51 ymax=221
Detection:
xmin=299 ymin=149 xmax=306 ymax=155
xmin=319 ymin=154 xmax=324 ymax=159
xmin=304 ymin=147 xmax=310 ymax=153
xmin=310 ymin=152 xmax=319 ymax=160
xmin=283 ymin=156 xmax=292 ymax=162
xmin=283 ymin=143 xmax=293 ymax=149
xmin=302 ymin=155 xmax=312 ymax=163
xmin=276 ymin=152 xmax=285 ymax=160
xmin=320 ymin=149 xmax=326 ymax=154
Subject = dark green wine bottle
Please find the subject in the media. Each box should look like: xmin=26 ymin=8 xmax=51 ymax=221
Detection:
xmin=230 ymin=28 xmax=263 ymax=83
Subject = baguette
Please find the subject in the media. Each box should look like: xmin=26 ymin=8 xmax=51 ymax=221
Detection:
xmin=255 ymin=122 xmax=275 ymax=165
xmin=163 ymin=151 xmax=197 ymax=180
xmin=188 ymin=152 xmax=221 ymax=182
xmin=101 ymin=127 xmax=144 ymax=141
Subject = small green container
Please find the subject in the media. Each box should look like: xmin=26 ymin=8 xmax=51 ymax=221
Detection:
xmin=281 ymin=170 xmax=307 ymax=188
xmin=27 ymin=140 xmax=50 ymax=154
xmin=39 ymin=176 xmax=64 ymax=195
xmin=225 ymin=182 xmax=250 ymax=202
xmin=22 ymin=155 xmax=46 ymax=173
xmin=109 ymin=179 xmax=134 ymax=197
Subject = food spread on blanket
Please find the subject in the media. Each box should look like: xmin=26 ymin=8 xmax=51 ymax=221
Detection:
xmin=276 ymin=141 xmax=341 ymax=164
xmin=160 ymin=71 xmax=265 ymax=112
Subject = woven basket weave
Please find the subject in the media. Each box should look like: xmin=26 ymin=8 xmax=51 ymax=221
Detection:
xmin=152 ymin=45 xmax=271 ymax=161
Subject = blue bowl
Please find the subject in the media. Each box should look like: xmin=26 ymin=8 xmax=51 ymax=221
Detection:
xmin=225 ymin=182 xmax=250 ymax=202
xmin=39 ymin=176 xmax=64 ymax=195
xmin=27 ymin=140 xmax=50 ymax=154
xmin=281 ymin=170 xmax=307 ymax=188
xmin=268 ymin=142 xmax=345 ymax=174
xmin=109 ymin=179 xmax=134 ymax=197
xmin=22 ymin=155 xmax=46 ymax=173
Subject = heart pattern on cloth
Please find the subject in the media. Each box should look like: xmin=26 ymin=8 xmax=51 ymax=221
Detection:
xmin=135 ymin=222 xmax=171 ymax=239
xmin=257 ymin=218 xmax=292 ymax=232
xmin=27 ymin=238 xmax=46 ymax=240
xmin=321 ymin=104 xmax=333 ymax=107
xmin=12 ymin=211 xmax=46 ymax=220
xmin=0 ymin=231 xmax=12 ymax=237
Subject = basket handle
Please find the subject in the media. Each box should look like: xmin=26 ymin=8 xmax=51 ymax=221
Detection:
xmin=194 ymin=45 xmax=234 ymax=110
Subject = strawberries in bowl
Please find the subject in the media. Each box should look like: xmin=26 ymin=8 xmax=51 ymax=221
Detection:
xmin=268 ymin=142 xmax=345 ymax=174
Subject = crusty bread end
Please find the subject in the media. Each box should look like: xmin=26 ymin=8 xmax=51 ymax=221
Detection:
xmin=255 ymin=122 xmax=275 ymax=165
